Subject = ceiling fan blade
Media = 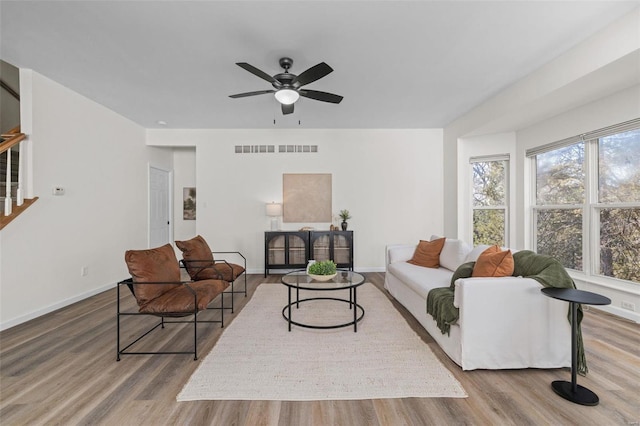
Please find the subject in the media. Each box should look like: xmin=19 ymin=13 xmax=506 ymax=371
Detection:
xmin=236 ymin=62 xmax=277 ymax=84
xmin=229 ymin=90 xmax=275 ymax=99
xmin=299 ymin=89 xmax=343 ymax=104
xmin=282 ymin=103 xmax=294 ymax=115
xmin=294 ymin=62 xmax=333 ymax=86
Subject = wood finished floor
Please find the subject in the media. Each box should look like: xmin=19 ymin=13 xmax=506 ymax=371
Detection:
xmin=1 ymin=273 xmax=639 ymax=425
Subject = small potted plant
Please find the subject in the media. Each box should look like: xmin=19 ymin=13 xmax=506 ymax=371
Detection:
xmin=339 ymin=209 xmax=351 ymax=231
xmin=307 ymin=260 xmax=337 ymax=281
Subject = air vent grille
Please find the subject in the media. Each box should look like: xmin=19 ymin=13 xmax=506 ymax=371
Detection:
xmin=234 ymin=145 xmax=318 ymax=154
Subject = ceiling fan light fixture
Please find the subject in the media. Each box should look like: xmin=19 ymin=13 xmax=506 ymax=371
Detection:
xmin=274 ymin=89 xmax=299 ymax=105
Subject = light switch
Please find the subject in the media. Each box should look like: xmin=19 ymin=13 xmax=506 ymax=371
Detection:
xmin=52 ymin=187 xmax=65 ymax=195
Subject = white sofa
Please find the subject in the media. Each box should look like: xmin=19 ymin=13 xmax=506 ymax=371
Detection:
xmin=384 ymin=238 xmax=571 ymax=371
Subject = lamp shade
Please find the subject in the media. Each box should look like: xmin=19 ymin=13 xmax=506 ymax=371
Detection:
xmin=265 ymin=202 xmax=282 ymax=217
xmin=274 ymin=89 xmax=299 ymax=105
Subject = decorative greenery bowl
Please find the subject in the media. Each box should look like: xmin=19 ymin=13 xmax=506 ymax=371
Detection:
xmin=308 ymin=273 xmax=337 ymax=282
xmin=307 ymin=260 xmax=337 ymax=281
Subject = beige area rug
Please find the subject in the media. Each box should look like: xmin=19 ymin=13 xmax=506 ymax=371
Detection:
xmin=177 ymin=283 xmax=467 ymax=401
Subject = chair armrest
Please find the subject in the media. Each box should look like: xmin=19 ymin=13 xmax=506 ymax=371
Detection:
xmin=118 ymin=277 xmax=194 ymax=293
xmin=179 ymin=259 xmax=226 ymax=280
xmin=119 ymin=278 xmax=196 ymax=288
xmin=118 ymin=278 xmax=198 ymax=311
xmin=212 ymin=251 xmax=247 ymax=269
xmin=386 ymin=244 xmax=416 ymax=266
xmin=453 ymin=277 xmax=550 ymax=337
xmin=453 ymin=276 xmax=541 ymax=309
xmin=452 ymin=276 xmax=571 ymax=369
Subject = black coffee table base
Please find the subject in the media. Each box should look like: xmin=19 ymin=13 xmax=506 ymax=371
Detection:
xmin=282 ymin=297 xmax=364 ymax=332
xmin=551 ymin=380 xmax=599 ymax=406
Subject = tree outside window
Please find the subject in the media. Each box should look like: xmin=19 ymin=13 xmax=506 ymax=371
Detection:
xmin=597 ymin=129 xmax=640 ymax=282
xmin=471 ymin=159 xmax=507 ymax=246
xmin=534 ymin=143 xmax=584 ymax=271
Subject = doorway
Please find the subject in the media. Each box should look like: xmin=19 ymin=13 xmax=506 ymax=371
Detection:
xmin=149 ymin=166 xmax=171 ymax=248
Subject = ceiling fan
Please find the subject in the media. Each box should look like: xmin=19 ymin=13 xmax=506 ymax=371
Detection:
xmin=229 ymin=57 xmax=343 ymax=115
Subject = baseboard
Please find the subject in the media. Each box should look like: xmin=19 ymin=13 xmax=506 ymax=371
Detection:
xmin=355 ymin=267 xmax=386 ymax=273
xmin=249 ymin=266 xmax=387 ymax=275
xmin=589 ymin=304 xmax=640 ymax=324
xmin=0 ymin=282 xmax=113 ymax=331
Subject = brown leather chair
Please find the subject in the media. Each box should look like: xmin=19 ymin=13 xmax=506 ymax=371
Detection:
xmin=117 ymin=243 xmax=228 ymax=361
xmin=176 ymin=235 xmax=247 ymax=313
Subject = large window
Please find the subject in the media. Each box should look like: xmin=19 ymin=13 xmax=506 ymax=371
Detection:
xmin=529 ymin=120 xmax=640 ymax=284
xmin=534 ymin=143 xmax=584 ymax=270
xmin=597 ymin=129 xmax=640 ymax=282
xmin=471 ymin=156 xmax=508 ymax=246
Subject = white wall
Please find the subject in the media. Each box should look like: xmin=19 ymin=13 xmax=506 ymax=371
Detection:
xmin=0 ymin=70 xmax=173 ymax=329
xmin=172 ymin=148 xmax=197 ymax=242
xmin=147 ymin=129 xmax=444 ymax=273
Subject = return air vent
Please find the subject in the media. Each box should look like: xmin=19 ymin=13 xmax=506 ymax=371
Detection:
xmin=234 ymin=145 xmax=318 ymax=154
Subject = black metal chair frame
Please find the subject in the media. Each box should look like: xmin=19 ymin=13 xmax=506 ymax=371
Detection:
xmin=180 ymin=251 xmax=247 ymax=313
xmin=116 ymin=278 xmax=224 ymax=361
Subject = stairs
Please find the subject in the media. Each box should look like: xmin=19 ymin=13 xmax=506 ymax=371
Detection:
xmin=1 ymin=129 xmax=37 ymax=230
xmin=0 ymin=197 xmax=38 ymax=230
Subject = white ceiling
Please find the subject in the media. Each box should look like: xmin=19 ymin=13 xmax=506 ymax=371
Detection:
xmin=1 ymin=1 xmax=637 ymax=129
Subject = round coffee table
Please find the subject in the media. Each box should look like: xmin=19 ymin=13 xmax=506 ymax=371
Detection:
xmin=281 ymin=270 xmax=365 ymax=332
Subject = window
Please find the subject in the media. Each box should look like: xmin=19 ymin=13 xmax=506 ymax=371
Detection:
xmin=529 ymin=119 xmax=640 ymax=283
xmin=471 ymin=156 xmax=508 ymax=246
xmin=597 ymin=129 xmax=640 ymax=282
xmin=534 ymin=143 xmax=584 ymax=270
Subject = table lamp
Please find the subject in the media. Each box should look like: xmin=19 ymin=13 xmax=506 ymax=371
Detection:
xmin=265 ymin=202 xmax=282 ymax=231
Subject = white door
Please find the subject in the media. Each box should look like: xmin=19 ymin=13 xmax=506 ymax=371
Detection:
xmin=149 ymin=166 xmax=171 ymax=248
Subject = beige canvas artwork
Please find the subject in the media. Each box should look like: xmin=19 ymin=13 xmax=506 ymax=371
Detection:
xmin=283 ymin=173 xmax=332 ymax=223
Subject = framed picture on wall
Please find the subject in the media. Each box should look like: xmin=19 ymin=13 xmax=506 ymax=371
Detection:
xmin=183 ymin=187 xmax=196 ymax=220
xmin=283 ymin=173 xmax=332 ymax=223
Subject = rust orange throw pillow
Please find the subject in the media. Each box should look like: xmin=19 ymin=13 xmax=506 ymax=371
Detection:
xmin=407 ymin=238 xmax=446 ymax=268
xmin=472 ymin=245 xmax=514 ymax=277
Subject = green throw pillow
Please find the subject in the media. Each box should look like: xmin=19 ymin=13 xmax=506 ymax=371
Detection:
xmin=449 ymin=261 xmax=475 ymax=289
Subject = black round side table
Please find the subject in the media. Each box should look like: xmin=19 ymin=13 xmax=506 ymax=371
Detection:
xmin=541 ymin=287 xmax=611 ymax=406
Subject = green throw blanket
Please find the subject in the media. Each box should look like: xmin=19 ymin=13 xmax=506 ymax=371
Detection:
xmin=426 ymin=250 xmax=588 ymax=375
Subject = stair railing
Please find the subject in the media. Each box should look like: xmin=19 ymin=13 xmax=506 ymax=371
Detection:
xmin=1 ymin=127 xmax=26 ymax=216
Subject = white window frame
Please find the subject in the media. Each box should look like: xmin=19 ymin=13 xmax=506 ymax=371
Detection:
xmin=528 ymin=118 xmax=640 ymax=284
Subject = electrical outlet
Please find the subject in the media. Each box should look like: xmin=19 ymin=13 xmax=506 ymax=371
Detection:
xmin=621 ymin=301 xmax=636 ymax=311
xmin=81 ymin=266 xmax=88 ymax=277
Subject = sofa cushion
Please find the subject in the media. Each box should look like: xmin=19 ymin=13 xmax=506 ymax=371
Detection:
xmin=124 ymin=244 xmax=181 ymax=306
xmin=464 ymin=244 xmax=492 ymax=263
xmin=176 ymin=235 xmax=217 ymax=280
xmin=139 ymin=279 xmax=229 ymax=315
xmin=407 ymin=238 xmax=446 ymax=268
xmin=388 ymin=262 xmax=453 ymax=299
xmin=472 ymin=245 xmax=514 ymax=277
xmin=436 ymin=238 xmax=472 ymax=272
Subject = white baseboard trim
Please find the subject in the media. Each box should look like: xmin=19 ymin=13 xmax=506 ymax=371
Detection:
xmin=589 ymin=304 xmax=640 ymax=324
xmin=250 ymin=267 xmax=387 ymax=276
xmin=0 ymin=282 xmax=114 ymax=331
xmin=354 ymin=267 xmax=386 ymax=273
